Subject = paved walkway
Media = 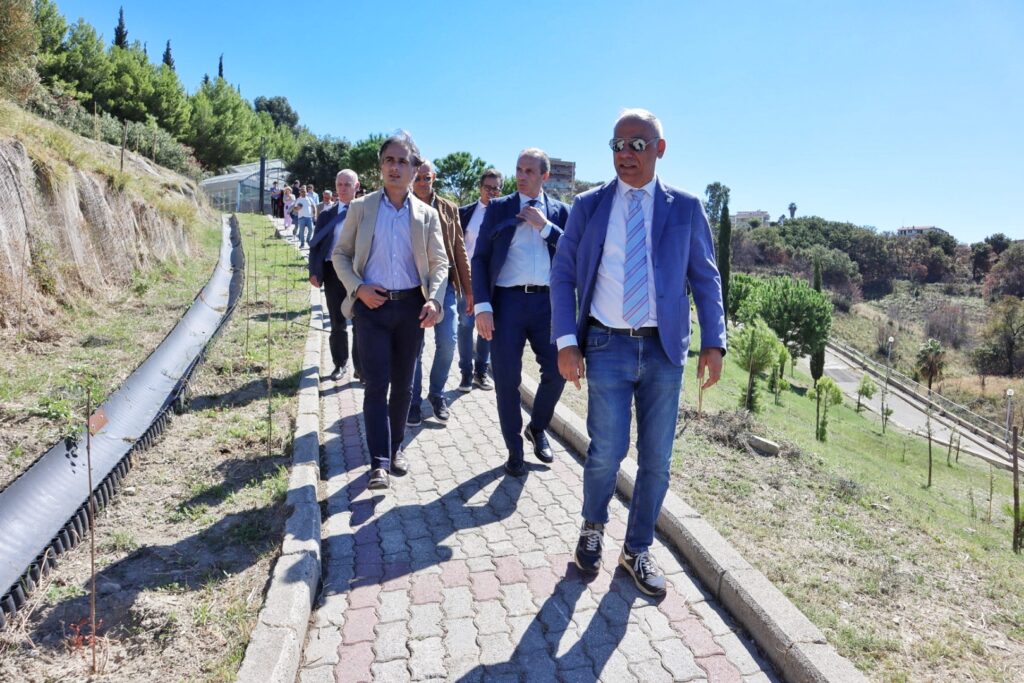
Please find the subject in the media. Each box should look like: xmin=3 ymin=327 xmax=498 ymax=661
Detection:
xmin=299 ymin=335 xmax=775 ymax=681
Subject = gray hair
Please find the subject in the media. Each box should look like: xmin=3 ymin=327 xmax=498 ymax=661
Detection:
xmin=378 ymin=130 xmax=423 ymax=167
xmin=418 ymin=159 xmax=436 ymax=173
xmin=518 ymin=147 xmax=550 ymax=175
xmin=615 ymin=108 xmax=664 ymax=138
xmin=337 ymin=169 xmax=358 ymax=182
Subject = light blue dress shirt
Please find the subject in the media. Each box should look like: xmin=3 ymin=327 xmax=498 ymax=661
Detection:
xmin=363 ymin=194 xmax=420 ymax=291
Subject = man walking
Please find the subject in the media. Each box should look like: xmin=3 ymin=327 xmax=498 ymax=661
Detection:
xmin=309 ymin=170 xmax=360 ymax=380
xmin=333 ymin=132 xmax=448 ymax=490
xmin=550 ymin=109 xmax=726 ymax=596
xmin=409 ymin=160 xmax=472 ymax=426
xmin=472 ymin=148 xmax=568 ymax=477
xmin=317 ymin=189 xmax=335 ymax=214
xmin=293 ymin=187 xmax=317 ymax=248
xmin=456 ymin=170 xmax=502 ymax=392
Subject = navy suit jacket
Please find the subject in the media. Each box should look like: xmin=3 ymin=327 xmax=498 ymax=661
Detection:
xmin=308 ymin=203 xmax=347 ymax=281
xmin=550 ymin=179 xmax=727 ymax=367
xmin=470 ymin=192 xmax=569 ymax=308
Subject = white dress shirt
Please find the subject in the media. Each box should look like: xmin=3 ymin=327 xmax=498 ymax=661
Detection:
xmin=556 ymin=177 xmax=659 ymax=350
xmin=464 ymin=200 xmax=486 ymax=261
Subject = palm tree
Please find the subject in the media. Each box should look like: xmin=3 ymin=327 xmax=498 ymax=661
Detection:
xmin=915 ymin=338 xmax=946 ymax=393
xmin=788 ymin=202 xmax=797 ymax=219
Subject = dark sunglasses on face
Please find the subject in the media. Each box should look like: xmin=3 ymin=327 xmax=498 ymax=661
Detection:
xmin=481 ymin=184 xmax=501 ymax=194
xmin=609 ymin=137 xmax=660 ymax=152
xmin=415 ymin=175 xmax=433 ymax=182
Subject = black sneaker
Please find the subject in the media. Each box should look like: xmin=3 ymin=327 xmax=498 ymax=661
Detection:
xmin=473 ymin=374 xmax=494 ymax=391
xmin=407 ymin=403 xmax=422 ymax=427
xmin=458 ymin=374 xmax=473 ymax=393
xmin=429 ymin=395 xmax=450 ymax=423
xmin=574 ymin=521 xmax=604 ymax=574
xmin=619 ymin=547 xmax=666 ymax=597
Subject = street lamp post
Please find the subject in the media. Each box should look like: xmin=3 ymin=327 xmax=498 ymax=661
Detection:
xmin=1008 ymin=389 xmax=1016 ymax=447
xmin=882 ymin=336 xmax=894 ymax=434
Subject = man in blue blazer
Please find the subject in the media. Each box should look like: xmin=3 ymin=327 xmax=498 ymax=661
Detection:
xmin=308 ymin=169 xmax=360 ymax=381
xmin=472 ymin=149 xmax=569 ymax=477
xmin=550 ymin=109 xmax=727 ymax=597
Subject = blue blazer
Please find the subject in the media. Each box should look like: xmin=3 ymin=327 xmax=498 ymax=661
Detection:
xmin=549 ymin=179 xmax=727 ymax=367
xmin=471 ymin=192 xmax=570 ymax=308
xmin=308 ymin=203 xmax=347 ymax=281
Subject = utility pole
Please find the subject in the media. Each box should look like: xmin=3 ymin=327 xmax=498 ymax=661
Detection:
xmin=258 ymin=137 xmax=267 ymax=216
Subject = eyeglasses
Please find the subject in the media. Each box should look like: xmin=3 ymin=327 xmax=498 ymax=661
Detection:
xmin=608 ymin=137 xmax=660 ymax=152
xmin=481 ymin=184 xmax=501 ymax=194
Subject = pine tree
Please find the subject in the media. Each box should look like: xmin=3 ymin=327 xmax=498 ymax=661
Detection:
xmin=162 ymin=40 xmax=174 ymax=69
xmin=717 ymin=201 xmax=732 ymax=320
xmin=218 ymin=54 xmax=224 ymax=78
xmin=113 ymin=6 xmax=127 ymax=47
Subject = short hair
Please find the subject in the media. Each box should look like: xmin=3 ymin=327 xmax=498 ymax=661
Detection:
xmin=417 ymin=159 xmax=435 ymax=173
xmin=480 ymin=168 xmax=503 ymax=186
xmin=337 ymin=169 xmax=358 ymax=183
xmin=378 ymin=130 xmax=423 ymax=167
xmin=615 ymin=108 xmax=663 ymax=138
xmin=518 ymin=148 xmax=550 ymax=175
xmin=323 ymin=190 xmax=333 ymax=197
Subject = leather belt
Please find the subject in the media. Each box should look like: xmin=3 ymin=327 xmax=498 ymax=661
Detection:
xmin=588 ymin=317 xmax=658 ymax=337
xmin=383 ymin=287 xmax=421 ymax=301
xmin=499 ymin=285 xmax=549 ymax=294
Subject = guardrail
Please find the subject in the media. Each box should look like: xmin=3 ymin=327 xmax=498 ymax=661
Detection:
xmin=828 ymin=339 xmax=1010 ymax=453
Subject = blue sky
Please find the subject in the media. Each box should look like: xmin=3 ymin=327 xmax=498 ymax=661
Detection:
xmin=59 ymin=1 xmax=1022 ymax=244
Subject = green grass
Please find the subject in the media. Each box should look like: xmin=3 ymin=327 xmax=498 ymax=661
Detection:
xmin=669 ymin=320 xmax=1024 ymax=680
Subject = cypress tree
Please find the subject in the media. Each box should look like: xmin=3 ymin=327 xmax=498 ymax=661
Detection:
xmin=113 ymin=6 xmax=128 ymax=47
xmin=162 ymin=40 xmax=174 ymax=69
xmin=218 ymin=54 xmax=224 ymax=78
xmin=718 ymin=201 xmax=732 ymax=320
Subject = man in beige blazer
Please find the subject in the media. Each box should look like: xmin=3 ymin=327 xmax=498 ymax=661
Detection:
xmin=333 ymin=131 xmax=449 ymax=490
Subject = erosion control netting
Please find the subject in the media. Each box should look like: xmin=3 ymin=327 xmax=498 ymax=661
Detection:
xmin=0 ymin=215 xmax=244 ymax=628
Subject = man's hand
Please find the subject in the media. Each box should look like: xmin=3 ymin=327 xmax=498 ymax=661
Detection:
xmin=475 ymin=311 xmax=495 ymax=340
xmin=516 ymin=205 xmax=548 ymax=230
xmin=356 ymin=283 xmax=388 ymax=309
xmin=463 ymin=292 xmax=474 ymax=315
xmin=696 ymin=347 xmax=724 ymax=390
xmin=308 ymin=275 xmax=321 ymax=288
xmin=558 ymin=346 xmax=586 ymax=390
xmin=419 ymin=300 xmax=441 ymax=328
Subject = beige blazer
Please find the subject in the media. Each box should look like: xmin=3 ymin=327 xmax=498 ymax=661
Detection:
xmin=332 ymin=189 xmax=449 ymax=319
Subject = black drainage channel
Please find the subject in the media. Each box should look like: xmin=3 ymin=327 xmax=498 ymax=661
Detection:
xmin=0 ymin=214 xmax=245 ymax=629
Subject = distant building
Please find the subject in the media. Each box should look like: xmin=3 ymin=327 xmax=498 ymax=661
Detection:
xmin=547 ymin=157 xmax=575 ymax=198
xmin=897 ymin=225 xmax=946 ymax=237
xmin=200 ymin=159 xmax=288 ymax=213
xmin=731 ymin=210 xmax=771 ymax=227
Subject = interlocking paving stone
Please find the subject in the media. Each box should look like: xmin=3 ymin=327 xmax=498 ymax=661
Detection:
xmin=294 ymin=318 xmax=773 ymax=682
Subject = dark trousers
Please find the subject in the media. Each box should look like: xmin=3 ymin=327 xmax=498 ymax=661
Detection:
xmin=354 ymin=293 xmax=425 ymax=471
xmin=490 ymin=287 xmax=565 ymax=457
xmin=323 ymin=262 xmax=359 ymax=373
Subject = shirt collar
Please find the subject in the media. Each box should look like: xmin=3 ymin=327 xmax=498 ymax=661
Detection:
xmin=617 ymin=176 xmax=658 ymax=200
xmin=518 ymin=191 xmax=545 ymax=208
xmin=380 ymin=192 xmax=411 ymax=212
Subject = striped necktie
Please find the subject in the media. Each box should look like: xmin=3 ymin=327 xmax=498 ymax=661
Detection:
xmin=622 ymin=189 xmax=649 ymax=328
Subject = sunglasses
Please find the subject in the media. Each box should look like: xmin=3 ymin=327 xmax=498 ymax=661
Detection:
xmin=481 ymin=184 xmax=502 ymax=194
xmin=608 ymin=137 xmax=660 ymax=152
xmin=414 ymin=175 xmax=434 ymax=182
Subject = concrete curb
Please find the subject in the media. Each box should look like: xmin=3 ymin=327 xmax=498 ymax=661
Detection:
xmin=236 ymin=271 xmax=324 ymax=682
xmin=519 ymin=375 xmax=866 ymax=683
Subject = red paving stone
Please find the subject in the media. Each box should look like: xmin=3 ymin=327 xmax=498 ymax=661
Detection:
xmin=341 ymin=607 xmax=378 ymax=644
xmin=470 ymin=571 xmax=502 ymax=601
xmin=676 ymin=617 xmax=726 ymax=658
xmin=335 ymin=641 xmax=374 ymax=683
xmin=524 ymin=566 xmax=561 ymax=601
xmin=382 ymin=562 xmax=412 ymax=591
xmin=494 ymin=556 xmax=527 ymax=584
xmin=696 ymin=654 xmax=744 ymax=682
xmin=348 ymin=584 xmax=380 ymax=610
xmin=440 ymin=559 xmax=471 ymax=587
xmin=657 ymin=591 xmax=693 ymax=622
xmin=410 ymin=573 xmax=444 ymax=604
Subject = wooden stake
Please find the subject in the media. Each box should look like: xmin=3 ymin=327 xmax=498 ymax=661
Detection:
xmin=267 ymin=274 xmax=273 ymax=460
xmin=988 ymin=464 xmax=994 ymax=524
xmin=85 ymin=393 xmax=97 ymax=673
xmin=120 ymin=121 xmax=128 ymax=172
xmin=1013 ymin=427 xmax=1020 ymax=554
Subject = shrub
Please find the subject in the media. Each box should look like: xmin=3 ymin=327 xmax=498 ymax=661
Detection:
xmin=924 ymin=302 xmax=968 ymax=350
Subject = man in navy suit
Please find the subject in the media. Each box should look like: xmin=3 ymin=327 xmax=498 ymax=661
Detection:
xmin=472 ymin=149 xmax=569 ymax=477
xmin=550 ymin=109 xmax=727 ymax=596
xmin=308 ymin=169 xmax=360 ymax=380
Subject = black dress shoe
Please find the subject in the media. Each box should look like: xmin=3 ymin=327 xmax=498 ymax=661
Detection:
xmin=503 ymin=454 xmax=527 ymax=477
xmin=367 ymin=468 xmax=390 ymax=490
xmin=524 ymin=425 xmax=554 ymax=464
xmin=391 ymin=450 xmax=408 ymax=476
xmin=329 ymin=365 xmax=344 ymax=381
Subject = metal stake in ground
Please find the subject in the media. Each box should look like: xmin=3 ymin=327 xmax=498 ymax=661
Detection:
xmin=1013 ymin=427 xmax=1020 ymax=554
xmin=267 ymin=274 xmax=273 ymax=461
xmin=85 ymin=393 xmax=97 ymax=674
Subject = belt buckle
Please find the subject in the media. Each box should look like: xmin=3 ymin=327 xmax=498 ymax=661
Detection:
xmin=387 ymin=290 xmax=400 ymax=301
xmin=524 ymin=284 xmax=539 ymax=294
xmin=629 ymin=327 xmax=642 ymax=338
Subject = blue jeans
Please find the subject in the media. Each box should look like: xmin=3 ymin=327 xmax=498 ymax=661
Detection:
xmin=297 ymin=216 xmax=313 ymax=246
xmin=412 ymin=284 xmax=458 ymax=401
xmin=580 ymin=330 xmax=683 ymax=554
xmin=457 ymin=295 xmax=490 ymax=378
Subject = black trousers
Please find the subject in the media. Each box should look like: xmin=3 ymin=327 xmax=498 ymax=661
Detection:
xmin=323 ymin=262 xmax=358 ymax=373
xmin=354 ymin=293 xmax=425 ymax=471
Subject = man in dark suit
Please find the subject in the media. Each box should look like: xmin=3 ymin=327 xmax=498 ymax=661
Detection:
xmin=308 ymin=170 xmax=360 ymax=380
xmin=472 ymin=148 xmax=569 ymax=476
xmin=456 ymin=169 xmax=503 ymax=392
xmin=550 ymin=109 xmax=727 ymax=596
